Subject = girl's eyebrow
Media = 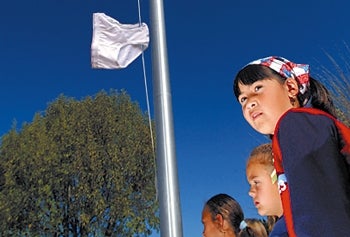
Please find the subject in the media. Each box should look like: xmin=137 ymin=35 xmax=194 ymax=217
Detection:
xmin=248 ymin=174 xmax=258 ymax=180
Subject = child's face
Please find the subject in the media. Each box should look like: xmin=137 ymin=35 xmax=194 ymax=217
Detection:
xmin=201 ymin=207 xmax=223 ymax=237
xmin=237 ymin=78 xmax=295 ymax=135
xmin=246 ymin=163 xmax=283 ymax=217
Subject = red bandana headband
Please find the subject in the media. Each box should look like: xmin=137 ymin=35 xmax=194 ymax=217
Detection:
xmin=248 ymin=56 xmax=311 ymax=106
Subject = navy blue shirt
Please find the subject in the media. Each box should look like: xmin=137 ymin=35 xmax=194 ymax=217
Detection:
xmin=273 ymin=108 xmax=350 ymax=236
xmin=269 ymin=216 xmax=288 ymax=237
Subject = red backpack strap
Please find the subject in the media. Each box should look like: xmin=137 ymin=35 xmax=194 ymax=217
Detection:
xmin=334 ymin=119 xmax=350 ymax=164
xmin=272 ymin=136 xmax=297 ymax=237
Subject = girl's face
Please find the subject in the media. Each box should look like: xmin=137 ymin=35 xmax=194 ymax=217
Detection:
xmin=246 ymin=163 xmax=283 ymax=217
xmin=237 ymin=78 xmax=296 ymax=135
xmin=201 ymin=207 xmax=227 ymax=237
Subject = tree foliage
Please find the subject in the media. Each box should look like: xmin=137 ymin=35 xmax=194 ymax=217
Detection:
xmin=0 ymin=90 xmax=159 ymax=236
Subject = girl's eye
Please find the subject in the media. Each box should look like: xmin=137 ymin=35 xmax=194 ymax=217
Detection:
xmin=249 ymin=180 xmax=260 ymax=187
xmin=254 ymin=85 xmax=262 ymax=92
xmin=239 ymin=96 xmax=247 ymax=104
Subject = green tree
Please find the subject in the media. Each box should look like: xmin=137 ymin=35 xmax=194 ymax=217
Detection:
xmin=0 ymin=90 xmax=159 ymax=236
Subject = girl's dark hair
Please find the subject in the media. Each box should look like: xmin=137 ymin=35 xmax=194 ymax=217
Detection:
xmin=206 ymin=193 xmax=244 ymax=235
xmin=206 ymin=194 xmax=266 ymax=237
xmin=233 ymin=64 xmax=337 ymax=117
xmin=233 ymin=65 xmax=281 ymax=99
xmin=309 ymin=76 xmax=336 ymax=117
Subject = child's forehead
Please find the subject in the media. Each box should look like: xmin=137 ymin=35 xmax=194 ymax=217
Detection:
xmin=247 ymin=163 xmax=270 ymax=176
xmin=201 ymin=207 xmax=212 ymax=222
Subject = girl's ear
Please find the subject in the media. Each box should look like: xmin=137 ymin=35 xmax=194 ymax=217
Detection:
xmin=215 ymin=214 xmax=225 ymax=231
xmin=285 ymin=77 xmax=299 ymax=97
xmin=285 ymin=78 xmax=301 ymax=107
xmin=215 ymin=213 xmax=224 ymax=226
xmin=216 ymin=214 xmax=229 ymax=233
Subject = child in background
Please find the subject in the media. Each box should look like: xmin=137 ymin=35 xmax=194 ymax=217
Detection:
xmin=246 ymin=143 xmax=286 ymax=237
xmin=201 ymin=193 xmax=267 ymax=237
xmin=233 ymin=56 xmax=350 ymax=236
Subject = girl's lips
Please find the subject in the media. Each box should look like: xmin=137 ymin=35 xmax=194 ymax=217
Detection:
xmin=251 ymin=111 xmax=262 ymax=120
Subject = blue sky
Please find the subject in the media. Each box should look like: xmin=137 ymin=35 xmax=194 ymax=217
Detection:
xmin=1 ymin=0 xmax=350 ymax=236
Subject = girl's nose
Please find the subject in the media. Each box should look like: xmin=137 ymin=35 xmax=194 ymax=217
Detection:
xmin=247 ymin=99 xmax=257 ymax=110
xmin=248 ymin=188 xmax=255 ymax=198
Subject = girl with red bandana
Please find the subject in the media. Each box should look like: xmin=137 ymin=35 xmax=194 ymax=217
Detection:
xmin=233 ymin=56 xmax=350 ymax=237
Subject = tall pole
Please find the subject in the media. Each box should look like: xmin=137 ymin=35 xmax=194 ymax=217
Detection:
xmin=149 ymin=0 xmax=183 ymax=236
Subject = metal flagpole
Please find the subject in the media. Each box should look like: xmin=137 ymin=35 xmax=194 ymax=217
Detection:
xmin=149 ymin=0 xmax=183 ymax=236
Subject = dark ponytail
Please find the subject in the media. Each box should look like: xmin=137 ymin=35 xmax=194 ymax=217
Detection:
xmin=308 ymin=76 xmax=337 ymax=117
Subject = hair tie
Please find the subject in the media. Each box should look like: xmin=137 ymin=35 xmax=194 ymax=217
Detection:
xmin=248 ymin=56 xmax=311 ymax=106
xmin=239 ymin=220 xmax=247 ymax=230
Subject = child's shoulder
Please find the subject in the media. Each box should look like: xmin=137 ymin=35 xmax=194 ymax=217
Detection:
xmin=276 ymin=107 xmax=350 ymax=147
xmin=277 ymin=107 xmax=335 ymax=130
xmin=288 ymin=107 xmax=333 ymax=118
xmin=286 ymin=107 xmax=349 ymax=130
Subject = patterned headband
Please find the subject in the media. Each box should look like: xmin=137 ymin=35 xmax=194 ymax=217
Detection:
xmin=248 ymin=56 xmax=311 ymax=105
